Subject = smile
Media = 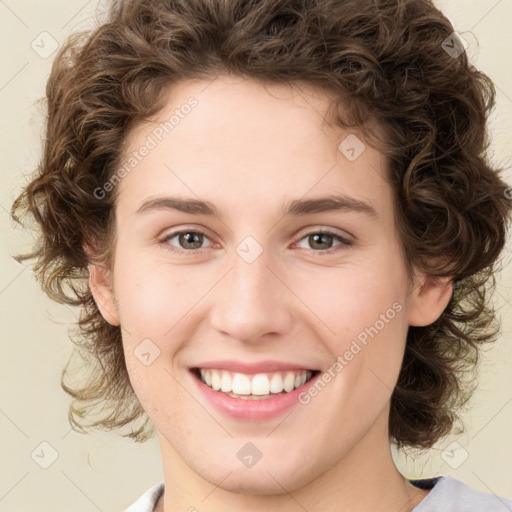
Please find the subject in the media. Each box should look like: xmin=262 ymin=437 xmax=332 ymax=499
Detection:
xmin=189 ymin=366 xmax=322 ymax=420
xmin=192 ymin=368 xmax=319 ymax=398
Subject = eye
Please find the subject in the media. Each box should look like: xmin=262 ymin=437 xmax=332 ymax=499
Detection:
xmin=295 ymin=229 xmax=353 ymax=255
xmin=160 ymin=228 xmax=353 ymax=255
xmin=160 ymin=229 xmax=214 ymax=254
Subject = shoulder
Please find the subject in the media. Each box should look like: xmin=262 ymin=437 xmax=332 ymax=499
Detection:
xmin=412 ymin=475 xmax=512 ymax=512
xmin=122 ymin=482 xmax=164 ymax=512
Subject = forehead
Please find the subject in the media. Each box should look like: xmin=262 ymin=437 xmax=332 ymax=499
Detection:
xmin=125 ymin=75 xmax=344 ymax=159
xmin=115 ymin=75 xmax=391 ymax=222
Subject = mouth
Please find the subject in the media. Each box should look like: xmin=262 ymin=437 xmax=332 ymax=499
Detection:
xmin=190 ymin=367 xmax=321 ymax=400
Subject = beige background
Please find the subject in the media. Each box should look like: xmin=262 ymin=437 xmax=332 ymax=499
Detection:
xmin=0 ymin=1 xmax=511 ymax=510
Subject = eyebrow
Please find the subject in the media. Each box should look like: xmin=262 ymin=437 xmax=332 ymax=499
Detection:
xmin=134 ymin=194 xmax=378 ymax=219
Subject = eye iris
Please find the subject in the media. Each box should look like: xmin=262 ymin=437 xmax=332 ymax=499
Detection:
xmin=310 ymin=233 xmax=333 ymax=250
xmin=180 ymin=232 xmax=203 ymax=249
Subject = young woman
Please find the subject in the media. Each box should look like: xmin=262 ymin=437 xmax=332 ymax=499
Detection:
xmin=11 ymin=0 xmax=512 ymax=510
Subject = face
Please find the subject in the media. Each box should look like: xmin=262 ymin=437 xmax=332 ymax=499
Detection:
xmin=90 ymin=74 xmax=452 ymax=495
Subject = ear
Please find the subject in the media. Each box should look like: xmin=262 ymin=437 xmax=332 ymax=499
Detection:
xmin=87 ymin=262 xmax=120 ymax=327
xmin=407 ymin=272 xmax=454 ymax=327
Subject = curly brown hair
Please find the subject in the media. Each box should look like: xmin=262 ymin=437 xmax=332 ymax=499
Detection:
xmin=10 ymin=0 xmax=512 ymax=449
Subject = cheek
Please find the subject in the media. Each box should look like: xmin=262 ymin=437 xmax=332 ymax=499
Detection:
xmin=294 ymin=258 xmax=408 ymax=339
xmin=291 ymin=256 xmax=410 ymax=389
xmin=113 ymin=257 xmax=206 ymax=337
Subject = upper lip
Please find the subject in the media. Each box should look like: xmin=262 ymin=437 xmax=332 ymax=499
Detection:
xmin=191 ymin=360 xmax=319 ymax=374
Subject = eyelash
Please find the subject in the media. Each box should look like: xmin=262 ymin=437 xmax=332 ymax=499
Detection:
xmin=159 ymin=228 xmax=353 ymax=256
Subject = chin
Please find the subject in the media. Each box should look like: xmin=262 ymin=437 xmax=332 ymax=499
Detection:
xmin=193 ymin=455 xmax=318 ymax=496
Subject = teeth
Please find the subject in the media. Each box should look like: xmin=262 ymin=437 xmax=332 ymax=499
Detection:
xmin=270 ymin=373 xmax=284 ymax=393
xmin=251 ymin=374 xmax=269 ymax=395
xmin=220 ymin=371 xmax=232 ymax=392
xmin=198 ymin=368 xmax=313 ymax=397
xmin=211 ymin=371 xmax=221 ymax=391
xmin=232 ymin=373 xmax=252 ymax=394
xmin=283 ymin=372 xmax=295 ymax=392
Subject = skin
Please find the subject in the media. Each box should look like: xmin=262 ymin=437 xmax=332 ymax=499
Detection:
xmin=88 ymin=74 xmax=453 ymax=512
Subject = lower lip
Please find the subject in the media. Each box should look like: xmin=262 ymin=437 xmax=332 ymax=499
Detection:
xmin=189 ymin=370 xmax=321 ymax=421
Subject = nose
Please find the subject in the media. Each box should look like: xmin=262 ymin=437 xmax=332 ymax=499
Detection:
xmin=209 ymin=244 xmax=293 ymax=344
